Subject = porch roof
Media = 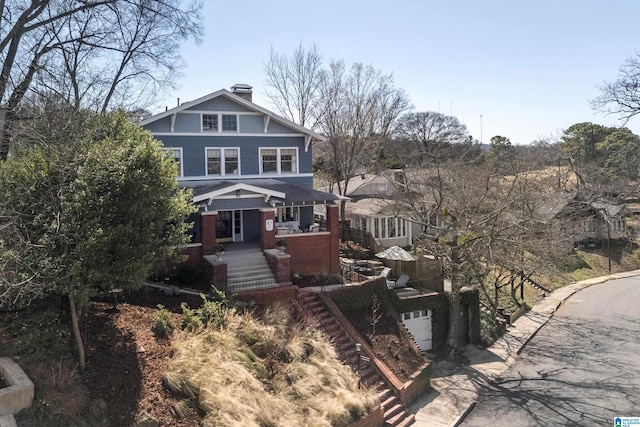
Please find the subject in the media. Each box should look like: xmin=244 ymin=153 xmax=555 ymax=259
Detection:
xmin=190 ymin=179 xmax=342 ymax=207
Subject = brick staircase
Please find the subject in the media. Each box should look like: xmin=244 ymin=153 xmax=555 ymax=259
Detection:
xmin=297 ymin=290 xmax=415 ymax=427
xmin=221 ymin=247 xmax=278 ymax=292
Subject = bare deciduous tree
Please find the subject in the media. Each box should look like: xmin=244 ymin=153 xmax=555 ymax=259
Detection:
xmin=263 ymin=42 xmax=323 ymax=128
xmin=317 ymin=61 xmax=411 ymax=226
xmin=593 ymin=52 xmax=640 ymax=125
xmin=0 ymin=0 xmax=203 ymax=160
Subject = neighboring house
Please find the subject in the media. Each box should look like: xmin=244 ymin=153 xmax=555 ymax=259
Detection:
xmin=321 ymin=171 xmax=421 ymax=248
xmin=540 ymin=193 xmax=631 ymax=247
xmin=141 ymin=84 xmax=341 ymax=287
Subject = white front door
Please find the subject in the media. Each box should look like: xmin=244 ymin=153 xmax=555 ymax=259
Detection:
xmin=401 ymin=309 xmax=432 ymax=351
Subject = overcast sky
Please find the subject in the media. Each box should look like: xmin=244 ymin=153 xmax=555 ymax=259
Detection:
xmin=157 ymin=0 xmax=640 ymax=145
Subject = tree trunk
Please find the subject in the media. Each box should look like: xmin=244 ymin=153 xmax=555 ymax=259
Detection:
xmin=69 ymin=294 xmax=86 ymax=372
xmin=448 ymin=289 xmax=460 ymax=352
xmin=447 ymin=245 xmax=460 ymax=353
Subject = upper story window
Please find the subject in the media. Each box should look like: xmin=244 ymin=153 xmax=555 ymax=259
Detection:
xmin=222 ymin=114 xmax=237 ymax=132
xmin=202 ymin=114 xmax=218 ymax=131
xmin=583 ymin=218 xmax=596 ymax=233
xmin=373 ymin=182 xmax=388 ymax=193
xmin=202 ymin=113 xmax=239 ymax=132
xmin=163 ymin=147 xmax=183 ymax=177
xmin=206 ymin=148 xmax=239 ymax=176
xmin=260 ymin=147 xmax=298 ymax=174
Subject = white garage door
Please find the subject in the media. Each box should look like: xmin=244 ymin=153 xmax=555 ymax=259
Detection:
xmin=401 ymin=309 xmax=432 ymax=351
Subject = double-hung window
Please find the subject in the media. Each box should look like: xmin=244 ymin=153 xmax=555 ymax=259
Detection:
xmin=163 ymin=147 xmax=183 ymax=177
xmin=260 ymin=148 xmax=298 ymax=174
xmin=206 ymin=148 xmax=240 ymax=176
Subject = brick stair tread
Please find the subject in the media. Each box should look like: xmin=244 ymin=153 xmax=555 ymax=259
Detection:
xmin=306 ymin=301 xmax=323 ymax=310
xmin=386 ymin=409 xmax=411 ymax=426
xmin=316 ymin=311 xmax=333 ymax=320
xmin=370 ymin=380 xmax=387 ymax=391
xmin=323 ymin=323 xmax=341 ymax=334
xmin=333 ymin=336 xmax=350 ymax=347
xmin=383 ymin=403 xmax=403 ymax=418
xmin=381 ymin=395 xmax=398 ymax=408
xmin=394 ymin=414 xmax=415 ymax=427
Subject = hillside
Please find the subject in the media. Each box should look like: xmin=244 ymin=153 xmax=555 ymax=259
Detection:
xmin=1 ymin=291 xmax=379 ymax=426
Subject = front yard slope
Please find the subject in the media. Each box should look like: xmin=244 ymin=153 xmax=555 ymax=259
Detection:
xmin=163 ymin=304 xmax=378 ymax=427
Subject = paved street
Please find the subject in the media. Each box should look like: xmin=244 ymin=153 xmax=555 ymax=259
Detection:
xmin=460 ymin=276 xmax=640 ymax=426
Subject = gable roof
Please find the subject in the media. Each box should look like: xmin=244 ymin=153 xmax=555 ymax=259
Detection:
xmin=141 ymin=89 xmax=326 ymax=150
xmin=322 ymin=172 xmax=407 ymax=199
xmin=191 ymin=179 xmax=341 ymax=207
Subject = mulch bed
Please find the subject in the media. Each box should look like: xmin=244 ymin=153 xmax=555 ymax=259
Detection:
xmin=344 ymin=307 xmax=427 ymax=383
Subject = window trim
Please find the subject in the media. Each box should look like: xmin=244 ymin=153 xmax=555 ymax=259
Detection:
xmin=259 ymin=147 xmax=299 ymax=175
xmin=221 ymin=114 xmax=238 ymax=132
xmin=205 ymin=147 xmax=240 ymax=176
xmin=202 ymin=114 xmax=218 ymax=132
xmin=163 ymin=147 xmax=183 ymax=177
xmin=201 ymin=113 xmax=240 ymax=133
xmin=372 ymin=215 xmax=408 ymax=239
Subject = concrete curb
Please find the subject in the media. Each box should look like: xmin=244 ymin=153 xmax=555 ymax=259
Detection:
xmin=414 ymin=270 xmax=640 ymax=427
xmin=450 ymin=401 xmax=476 ymax=427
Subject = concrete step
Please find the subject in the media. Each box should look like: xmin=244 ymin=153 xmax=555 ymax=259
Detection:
xmin=223 ymin=249 xmax=277 ymax=288
xmin=228 ymin=270 xmax=274 ymax=282
xmin=227 ymin=281 xmax=280 ymax=293
xmin=226 ymin=259 xmax=271 ymax=270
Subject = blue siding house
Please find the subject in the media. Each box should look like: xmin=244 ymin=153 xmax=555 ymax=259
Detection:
xmin=141 ymin=85 xmax=341 ymax=281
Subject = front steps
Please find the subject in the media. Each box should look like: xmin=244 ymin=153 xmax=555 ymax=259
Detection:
xmin=297 ymin=290 xmax=415 ymax=427
xmin=218 ymin=247 xmax=278 ymax=292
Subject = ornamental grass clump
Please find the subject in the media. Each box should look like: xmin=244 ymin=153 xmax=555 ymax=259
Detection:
xmin=164 ymin=303 xmax=378 ymax=426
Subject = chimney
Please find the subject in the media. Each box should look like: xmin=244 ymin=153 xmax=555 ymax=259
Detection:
xmin=231 ymin=83 xmax=253 ymax=102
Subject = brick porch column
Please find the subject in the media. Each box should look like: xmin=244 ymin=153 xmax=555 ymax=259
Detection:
xmin=260 ymin=209 xmax=277 ymax=250
xmin=201 ymin=211 xmax=217 ymax=254
xmin=326 ymin=203 xmax=340 ymax=274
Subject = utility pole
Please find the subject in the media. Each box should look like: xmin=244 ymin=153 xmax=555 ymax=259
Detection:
xmin=480 ymin=113 xmax=483 ymax=144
